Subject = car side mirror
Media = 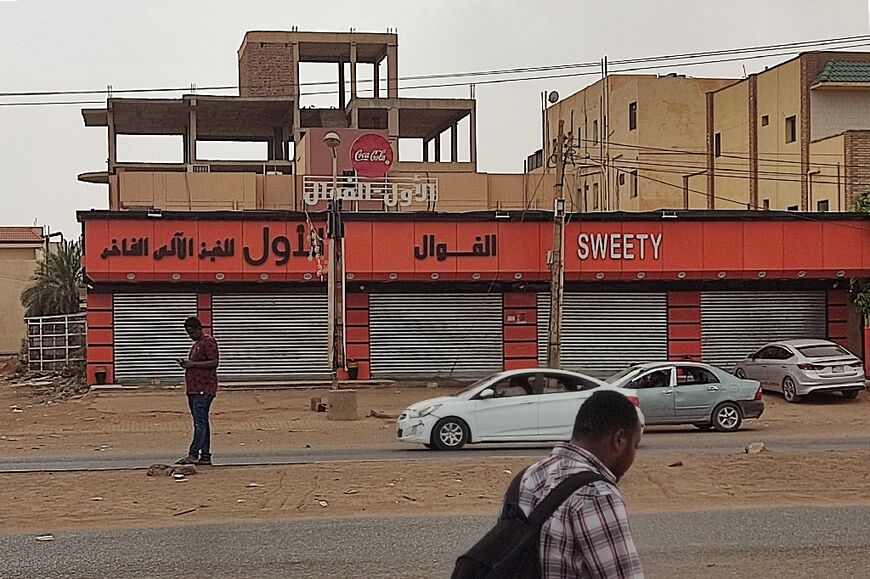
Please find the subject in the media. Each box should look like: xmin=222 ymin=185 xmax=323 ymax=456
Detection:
xmin=479 ymin=388 xmax=495 ymax=400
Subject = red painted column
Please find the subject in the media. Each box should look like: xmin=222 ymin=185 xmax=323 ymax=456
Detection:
xmin=667 ymin=292 xmax=702 ymax=362
xmin=197 ymin=293 xmax=213 ymax=334
xmin=344 ymin=292 xmax=371 ymax=380
xmin=86 ymin=292 xmax=114 ymax=385
xmin=503 ymin=293 xmax=538 ymax=370
xmin=826 ymin=289 xmax=848 ymax=347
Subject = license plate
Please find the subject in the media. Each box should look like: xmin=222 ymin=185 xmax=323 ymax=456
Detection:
xmin=833 ymin=366 xmax=845 ymax=373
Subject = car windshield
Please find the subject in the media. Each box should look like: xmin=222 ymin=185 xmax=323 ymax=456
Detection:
xmin=606 ymin=367 xmax=641 ymax=384
xmin=453 ymin=375 xmax=498 ymax=396
xmin=797 ymin=344 xmax=850 ymax=358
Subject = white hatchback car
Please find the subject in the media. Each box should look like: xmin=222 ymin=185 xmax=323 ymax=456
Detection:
xmin=397 ymin=368 xmax=644 ymax=450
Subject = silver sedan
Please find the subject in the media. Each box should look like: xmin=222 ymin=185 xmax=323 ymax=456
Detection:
xmin=734 ymin=339 xmax=865 ymax=403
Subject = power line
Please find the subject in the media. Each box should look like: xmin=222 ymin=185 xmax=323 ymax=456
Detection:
xmin=3 ymin=35 xmax=870 ymax=107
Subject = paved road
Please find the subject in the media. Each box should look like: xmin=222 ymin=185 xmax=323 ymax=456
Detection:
xmin=1 ymin=506 xmax=867 ymax=578
xmin=1 ymin=432 xmax=868 ymax=472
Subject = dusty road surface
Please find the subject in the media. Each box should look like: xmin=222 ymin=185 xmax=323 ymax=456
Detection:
xmin=2 ymin=507 xmax=868 ymax=578
xmin=1 ymin=451 xmax=868 ymax=534
xmin=1 ymin=381 xmax=868 ymax=460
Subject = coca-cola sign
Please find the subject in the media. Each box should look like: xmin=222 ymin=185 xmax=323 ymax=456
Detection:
xmin=350 ymin=133 xmax=394 ymax=179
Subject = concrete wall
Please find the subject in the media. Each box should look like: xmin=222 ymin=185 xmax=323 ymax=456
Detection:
xmin=811 ymin=89 xmax=870 ymax=141
xmin=712 ymin=81 xmax=751 ymax=209
xmin=238 ymin=40 xmax=295 ymax=98
xmin=0 ymin=247 xmax=40 ymax=355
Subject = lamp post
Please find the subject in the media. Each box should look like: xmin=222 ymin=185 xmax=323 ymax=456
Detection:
xmin=323 ymin=131 xmax=345 ymax=389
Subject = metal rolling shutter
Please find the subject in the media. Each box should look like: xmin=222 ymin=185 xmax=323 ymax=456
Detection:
xmin=212 ymin=294 xmax=330 ymax=380
xmin=369 ymin=293 xmax=503 ymax=378
xmin=113 ymin=293 xmax=197 ymax=385
xmin=538 ymin=293 xmax=668 ymax=377
xmin=701 ymin=291 xmax=827 ymax=371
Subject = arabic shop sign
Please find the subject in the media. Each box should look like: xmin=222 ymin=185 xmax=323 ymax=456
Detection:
xmin=100 ymin=225 xmax=324 ymax=267
xmin=350 ymin=133 xmax=394 ymax=179
xmin=577 ymin=232 xmax=663 ymax=261
xmin=414 ymin=234 xmax=498 ymax=261
xmin=302 ymin=175 xmax=438 ymax=209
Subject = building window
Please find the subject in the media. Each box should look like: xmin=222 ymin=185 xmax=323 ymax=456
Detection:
xmin=785 ymin=116 xmax=797 ymax=143
xmin=593 ymin=183 xmax=599 ymax=210
xmin=714 ymin=133 xmax=722 ymax=157
xmin=817 ymin=199 xmax=830 ymax=212
xmin=593 ymin=120 xmax=599 ymax=144
xmin=761 ymin=115 xmax=769 ymax=127
xmin=762 ymin=199 xmax=770 ymax=210
xmin=630 ymin=170 xmax=639 ymax=198
xmin=787 ymin=205 xmax=799 ymax=211
xmin=629 ymin=102 xmax=637 ymax=131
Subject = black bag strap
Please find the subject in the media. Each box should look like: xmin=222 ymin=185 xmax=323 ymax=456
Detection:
xmin=527 ymin=471 xmax=607 ymax=527
xmin=500 ymin=467 xmax=530 ymax=518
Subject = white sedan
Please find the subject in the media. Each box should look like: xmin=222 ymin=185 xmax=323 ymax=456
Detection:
xmin=397 ymin=369 xmax=644 ymax=450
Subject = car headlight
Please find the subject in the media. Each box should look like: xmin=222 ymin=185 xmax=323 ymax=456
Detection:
xmin=409 ymin=404 xmax=442 ymax=418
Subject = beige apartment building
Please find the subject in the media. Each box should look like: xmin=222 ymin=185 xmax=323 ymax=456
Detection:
xmin=79 ymin=30 xmax=558 ymax=213
xmin=0 ymin=227 xmax=45 ymax=357
xmin=532 ymin=51 xmax=870 ymax=213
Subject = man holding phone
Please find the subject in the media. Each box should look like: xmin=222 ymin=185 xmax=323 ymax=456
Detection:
xmin=176 ymin=316 xmax=220 ymax=466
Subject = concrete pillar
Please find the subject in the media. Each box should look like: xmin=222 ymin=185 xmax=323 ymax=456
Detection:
xmin=388 ymin=108 xmax=399 ymax=155
xmin=434 ymin=133 xmax=441 ymax=163
xmin=107 ymin=104 xmax=116 ymax=171
xmin=469 ymin=107 xmax=477 ymax=168
xmin=338 ymin=62 xmax=346 ymax=110
xmin=451 ymin=122 xmax=459 ymax=163
xmin=373 ymin=60 xmax=380 ymax=98
xmin=423 ymin=138 xmax=429 ymax=162
xmin=387 ymin=43 xmax=398 ymax=98
xmin=350 ymin=43 xmax=358 ymax=101
xmin=188 ymin=99 xmax=197 ymax=163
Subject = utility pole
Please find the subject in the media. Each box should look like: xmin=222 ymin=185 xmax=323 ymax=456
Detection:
xmin=324 ymin=132 xmax=345 ymax=390
xmin=547 ymin=119 xmax=567 ymax=370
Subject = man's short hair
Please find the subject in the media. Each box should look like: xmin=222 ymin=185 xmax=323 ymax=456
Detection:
xmin=572 ymin=390 xmax=640 ymax=441
xmin=184 ymin=316 xmax=202 ymax=329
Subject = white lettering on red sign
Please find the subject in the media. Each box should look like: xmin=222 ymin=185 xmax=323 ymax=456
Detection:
xmin=577 ymin=233 xmax=662 ymax=260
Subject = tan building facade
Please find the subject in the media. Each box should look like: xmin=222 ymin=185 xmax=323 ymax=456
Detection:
xmin=532 ymin=52 xmax=870 ymax=213
xmin=0 ymin=227 xmax=45 ymax=356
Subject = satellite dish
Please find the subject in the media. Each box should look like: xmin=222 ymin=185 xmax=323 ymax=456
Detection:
xmin=547 ymin=91 xmax=560 ymax=104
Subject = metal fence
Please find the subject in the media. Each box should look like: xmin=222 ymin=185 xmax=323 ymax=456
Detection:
xmin=26 ymin=313 xmax=86 ymax=372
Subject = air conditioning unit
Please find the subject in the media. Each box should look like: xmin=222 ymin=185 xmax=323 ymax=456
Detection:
xmin=187 ymin=164 xmax=210 ymax=173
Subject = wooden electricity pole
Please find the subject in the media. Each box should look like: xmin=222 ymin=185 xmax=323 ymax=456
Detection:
xmin=547 ymin=119 xmax=567 ymax=369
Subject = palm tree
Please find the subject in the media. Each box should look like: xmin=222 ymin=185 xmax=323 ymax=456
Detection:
xmin=21 ymin=239 xmax=83 ymax=317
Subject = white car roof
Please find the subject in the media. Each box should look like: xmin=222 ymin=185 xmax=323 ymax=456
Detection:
xmin=769 ymin=339 xmax=837 ymax=348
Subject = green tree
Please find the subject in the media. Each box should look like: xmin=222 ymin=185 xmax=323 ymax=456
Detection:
xmin=21 ymin=239 xmax=83 ymax=317
xmin=851 ymin=191 xmax=870 ymax=317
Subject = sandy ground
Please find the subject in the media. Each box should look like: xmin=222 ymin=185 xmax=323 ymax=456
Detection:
xmin=0 ymin=451 xmax=868 ymax=535
xmin=1 ymin=381 xmax=868 ymax=458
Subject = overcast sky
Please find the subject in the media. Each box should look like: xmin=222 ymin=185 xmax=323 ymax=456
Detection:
xmin=1 ymin=0 xmax=868 ymax=236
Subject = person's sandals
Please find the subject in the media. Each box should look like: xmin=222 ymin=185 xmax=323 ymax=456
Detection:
xmin=196 ymin=455 xmax=213 ymax=466
xmin=175 ymin=455 xmax=198 ymax=465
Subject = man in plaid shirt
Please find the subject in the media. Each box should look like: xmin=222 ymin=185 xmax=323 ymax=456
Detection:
xmin=515 ymin=391 xmax=644 ymax=578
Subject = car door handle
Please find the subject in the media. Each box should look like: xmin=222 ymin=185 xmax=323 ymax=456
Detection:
xmin=707 ymin=385 xmax=719 ymax=392
xmin=662 ymin=390 xmax=673 ymax=395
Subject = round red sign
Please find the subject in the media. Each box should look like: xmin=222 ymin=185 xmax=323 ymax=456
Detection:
xmin=350 ymin=134 xmax=394 ymax=179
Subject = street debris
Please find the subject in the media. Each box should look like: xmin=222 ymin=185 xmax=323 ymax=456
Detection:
xmin=668 ymin=461 xmax=684 ymax=468
xmin=146 ymin=464 xmax=197 ymax=477
xmin=8 ymin=373 xmax=89 ymax=403
xmin=91 ymin=497 xmax=104 ymax=501
xmin=402 ymin=495 xmax=417 ymax=502
xmin=35 ymin=535 xmax=54 ymax=542
xmin=343 ymin=489 xmax=360 ymax=495
xmin=246 ymin=483 xmax=259 ymax=489
xmin=173 ymin=508 xmax=197 ymax=517
xmin=502 ymin=469 xmax=512 ymax=475
xmin=745 ymin=442 xmax=767 ymax=455
xmin=370 ymin=409 xmax=398 ymax=420
xmin=318 ymin=500 xmax=329 ymax=507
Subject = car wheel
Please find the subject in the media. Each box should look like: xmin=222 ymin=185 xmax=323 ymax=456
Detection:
xmin=431 ymin=417 xmax=470 ymax=451
xmin=712 ymin=403 xmax=742 ymax=432
xmin=693 ymin=423 xmax=712 ymax=431
xmin=782 ymin=377 xmax=802 ymax=403
xmin=735 ymin=368 xmax=747 ymax=379
xmin=842 ymin=390 xmax=860 ymax=400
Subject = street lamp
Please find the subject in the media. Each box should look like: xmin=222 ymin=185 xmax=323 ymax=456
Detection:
xmin=323 ymin=132 xmax=345 ymax=389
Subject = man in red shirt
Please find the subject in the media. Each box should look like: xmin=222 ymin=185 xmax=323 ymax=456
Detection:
xmin=176 ymin=316 xmax=219 ymax=466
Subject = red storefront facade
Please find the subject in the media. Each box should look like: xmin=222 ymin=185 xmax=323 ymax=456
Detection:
xmin=80 ymin=210 xmax=870 ymax=386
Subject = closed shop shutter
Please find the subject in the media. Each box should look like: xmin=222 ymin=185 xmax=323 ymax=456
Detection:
xmin=114 ymin=293 xmax=198 ymax=385
xmin=701 ymin=291 xmax=827 ymax=371
xmin=538 ymin=292 xmax=668 ymax=377
xmin=212 ymin=293 xmax=330 ymax=380
xmin=369 ymin=293 xmax=503 ymax=378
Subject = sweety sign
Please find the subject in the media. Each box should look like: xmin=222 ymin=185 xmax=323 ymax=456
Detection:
xmin=351 ymin=134 xmax=394 ymax=179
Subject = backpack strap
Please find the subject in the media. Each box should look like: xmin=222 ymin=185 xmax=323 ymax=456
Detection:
xmin=500 ymin=467 xmax=529 ymax=518
xmin=527 ymin=471 xmax=608 ymax=527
